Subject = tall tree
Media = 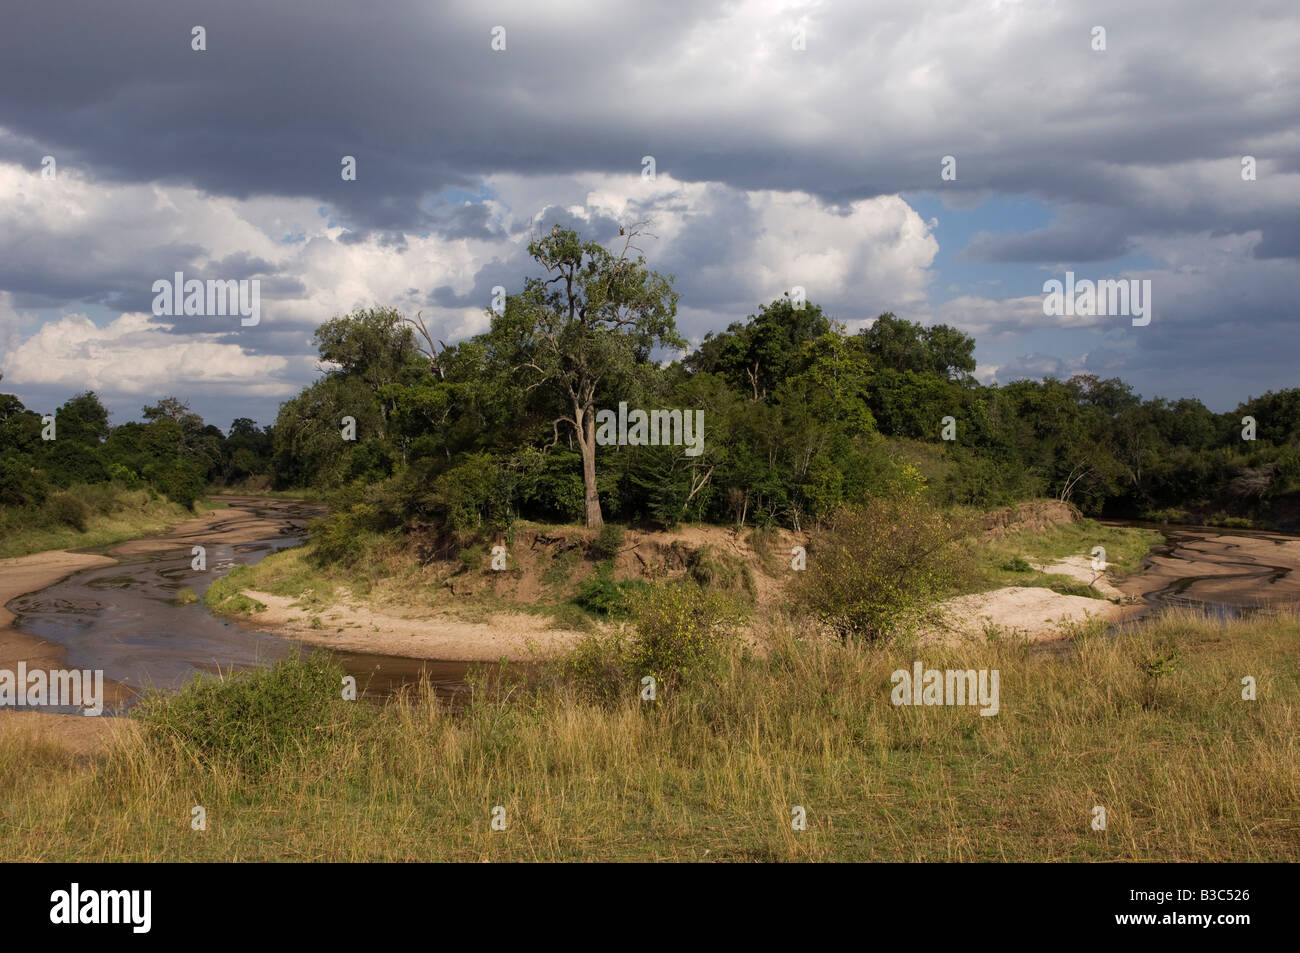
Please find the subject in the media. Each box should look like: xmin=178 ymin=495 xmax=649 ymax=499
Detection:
xmin=507 ymin=224 xmax=681 ymax=528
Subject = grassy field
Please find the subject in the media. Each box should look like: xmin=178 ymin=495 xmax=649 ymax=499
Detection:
xmin=0 ymin=485 xmax=220 ymax=559
xmin=2 ymin=606 xmax=1295 ymax=861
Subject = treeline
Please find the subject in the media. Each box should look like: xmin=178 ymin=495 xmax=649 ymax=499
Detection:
xmin=6 ymin=224 xmax=1297 ymax=536
xmin=0 ymin=383 xmax=275 ymax=511
xmin=264 ymin=225 xmax=1300 ymax=538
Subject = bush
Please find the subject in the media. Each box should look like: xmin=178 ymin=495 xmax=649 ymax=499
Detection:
xmin=793 ymin=497 xmax=972 ymax=642
xmin=46 ymin=492 xmax=90 ymax=532
xmin=686 ymin=544 xmax=754 ymax=594
xmin=145 ymin=459 xmax=205 ymax=509
xmin=573 ymin=565 xmax=647 ymax=617
xmin=134 ymin=652 xmax=349 ymax=775
xmin=588 ymin=523 xmax=625 ymax=561
xmin=0 ymin=456 xmax=47 ymax=507
xmin=1001 ymin=555 xmax=1033 ymax=573
xmin=626 ymin=583 xmax=747 ymax=689
xmin=564 ymin=631 xmax=631 ymax=704
xmin=309 ymin=503 xmax=381 ymax=567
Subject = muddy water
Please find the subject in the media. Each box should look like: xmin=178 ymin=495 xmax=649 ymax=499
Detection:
xmin=1106 ymin=521 xmax=1300 ymax=617
xmin=5 ymin=498 xmax=491 ymax=713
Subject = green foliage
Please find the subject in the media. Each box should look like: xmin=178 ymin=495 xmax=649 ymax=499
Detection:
xmin=309 ymin=503 xmax=382 ymax=568
xmin=626 ymin=583 xmax=747 ymax=689
xmin=572 ymin=564 xmax=647 ymax=617
xmin=45 ymin=492 xmax=90 ymax=531
xmin=588 ymin=523 xmax=625 ymax=561
xmin=134 ymin=652 xmax=350 ymax=775
xmin=794 ymin=498 xmax=973 ymax=641
xmin=1001 ymin=555 xmax=1034 ymax=573
xmin=686 ymin=544 xmax=754 ymax=595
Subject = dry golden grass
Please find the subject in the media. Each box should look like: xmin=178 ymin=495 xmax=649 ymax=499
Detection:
xmin=1 ymin=608 xmax=1295 ymax=861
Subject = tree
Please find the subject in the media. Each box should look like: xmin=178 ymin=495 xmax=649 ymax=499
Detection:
xmin=506 ymin=224 xmax=682 ymax=528
xmin=56 ymin=391 xmax=110 ymax=446
xmin=313 ymin=306 xmax=425 ymax=440
xmin=686 ymin=297 xmax=831 ymax=401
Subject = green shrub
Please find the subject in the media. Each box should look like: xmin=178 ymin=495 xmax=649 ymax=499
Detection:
xmin=573 ymin=565 xmax=648 ymax=617
xmin=626 ymin=583 xmax=746 ymax=689
xmin=1142 ymin=507 xmax=1190 ymax=524
xmin=793 ymin=497 xmax=972 ymax=642
xmin=46 ymin=492 xmax=90 ymax=532
xmin=564 ymin=631 xmax=631 ymax=704
xmin=133 ymin=652 xmax=350 ymax=776
xmin=588 ymin=523 xmax=626 ymax=561
xmin=0 ymin=456 xmax=47 ymax=507
xmin=1001 ymin=555 xmax=1033 ymax=573
xmin=309 ymin=504 xmax=381 ymax=567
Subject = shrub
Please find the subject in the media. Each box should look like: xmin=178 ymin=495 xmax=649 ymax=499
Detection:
xmin=686 ymin=544 xmax=754 ymax=594
xmin=1001 ymin=555 xmax=1033 ymax=573
xmin=564 ymin=631 xmax=631 ymax=704
xmin=46 ymin=492 xmax=90 ymax=532
xmin=793 ymin=497 xmax=972 ymax=642
xmin=0 ymin=456 xmax=47 ymax=507
xmin=133 ymin=652 xmax=350 ymax=776
xmin=588 ymin=522 xmax=626 ymax=561
xmin=626 ymin=583 xmax=747 ymax=689
xmin=309 ymin=503 xmax=381 ymax=567
xmin=573 ymin=565 xmax=647 ymax=617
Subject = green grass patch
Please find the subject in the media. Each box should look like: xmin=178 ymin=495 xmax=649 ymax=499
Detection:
xmin=0 ymin=485 xmax=213 ymax=558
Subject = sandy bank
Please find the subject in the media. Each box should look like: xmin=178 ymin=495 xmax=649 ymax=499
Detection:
xmin=921 ymin=585 xmax=1123 ymax=647
xmin=239 ymin=589 xmax=586 ymax=661
xmin=0 ymin=497 xmax=314 ymax=749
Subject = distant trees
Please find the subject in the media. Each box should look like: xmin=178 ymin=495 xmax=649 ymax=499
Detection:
xmin=12 ymin=228 xmax=1297 ymax=533
xmin=0 ymin=378 xmax=276 ymax=510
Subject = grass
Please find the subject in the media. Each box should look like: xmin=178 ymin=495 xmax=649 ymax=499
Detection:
xmin=0 ymin=485 xmax=216 ymax=559
xmin=1 ymin=606 xmax=1295 ymax=861
xmin=961 ymin=518 xmax=1161 ymax=597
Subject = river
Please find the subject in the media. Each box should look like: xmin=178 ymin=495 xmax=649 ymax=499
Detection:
xmin=6 ymin=502 xmax=1299 ymax=715
xmin=4 ymin=497 xmax=490 ymax=712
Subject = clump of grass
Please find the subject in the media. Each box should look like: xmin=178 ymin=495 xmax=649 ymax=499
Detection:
xmin=131 ymin=651 xmax=352 ymax=777
xmin=1001 ymin=555 xmax=1033 ymax=573
xmin=174 ymin=588 xmax=199 ymax=606
xmin=686 ymin=544 xmax=754 ymax=595
xmin=204 ymin=573 xmax=268 ymax=615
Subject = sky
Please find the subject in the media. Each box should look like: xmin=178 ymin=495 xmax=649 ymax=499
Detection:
xmin=0 ymin=0 xmax=1297 ymax=430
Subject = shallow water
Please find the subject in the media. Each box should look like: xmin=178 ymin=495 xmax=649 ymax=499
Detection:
xmin=5 ymin=499 xmax=492 ymax=714
xmin=1105 ymin=520 xmax=1300 ymax=617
